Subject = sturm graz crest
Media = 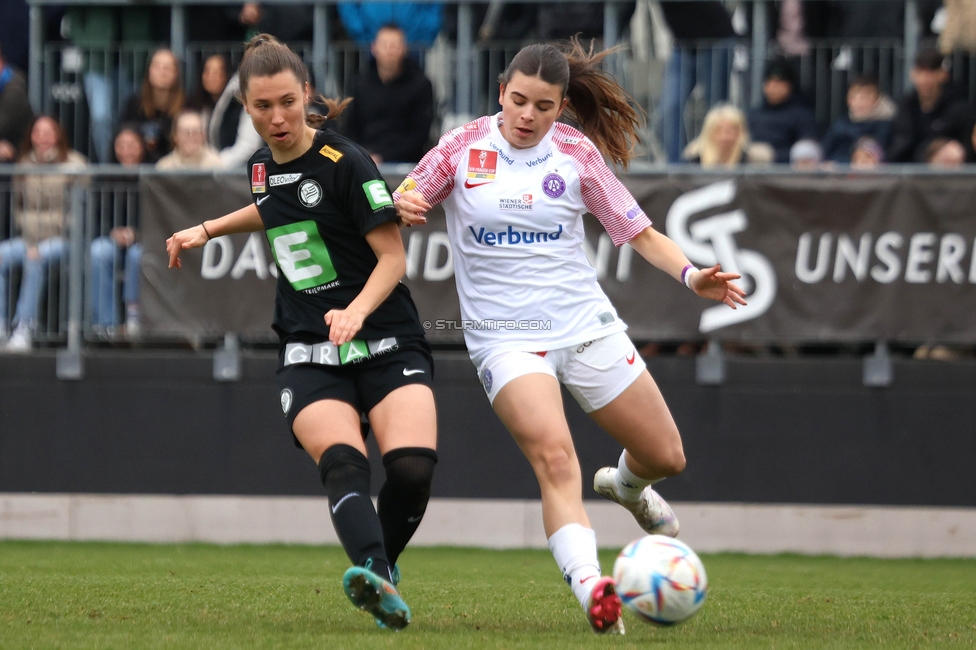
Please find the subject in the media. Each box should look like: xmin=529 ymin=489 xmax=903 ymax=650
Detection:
xmin=298 ymin=179 xmax=322 ymax=208
xmin=280 ymin=388 xmax=293 ymax=415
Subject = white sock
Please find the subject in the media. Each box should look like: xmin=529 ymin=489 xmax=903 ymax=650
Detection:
xmin=615 ymin=450 xmax=659 ymax=502
xmin=548 ymin=523 xmax=602 ymax=608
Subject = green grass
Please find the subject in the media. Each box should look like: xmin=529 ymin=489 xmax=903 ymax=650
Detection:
xmin=0 ymin=542 xmax=974 ymax=649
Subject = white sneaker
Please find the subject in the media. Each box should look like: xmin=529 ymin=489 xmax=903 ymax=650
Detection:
xmin=4 ymin=326 xmax=32 ymax=353
xmin=125 ymin=318 xmax=141 ymax=339
xmin=594 ymin=467 xmax=680 ymax=537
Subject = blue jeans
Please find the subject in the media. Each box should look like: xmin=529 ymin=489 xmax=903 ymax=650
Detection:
xmin=83 ymin=69 xmax=134 ymax=164
xmin=0 ymin=237 xmax=66 ymax=329
xmin=90 ymin=237 xmax=142 ymax=327
xmin=660 ymin=44 xmax=733 ymax=163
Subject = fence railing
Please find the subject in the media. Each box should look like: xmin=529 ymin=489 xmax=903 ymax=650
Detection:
xmin=24 ymin=0 xmax=969 ymax=164
xmin=2 ymin=164 xmax=975 ymax=358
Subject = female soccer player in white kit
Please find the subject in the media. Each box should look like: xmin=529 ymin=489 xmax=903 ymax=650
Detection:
xmin=395 ymin=41 xmax=746 ymax=634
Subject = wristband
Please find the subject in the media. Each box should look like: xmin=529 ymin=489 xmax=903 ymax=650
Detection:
xmin=680 ymin=264 xmax=697 ymax=289
xmin=201 ymin=221 xmax=213 ymax=240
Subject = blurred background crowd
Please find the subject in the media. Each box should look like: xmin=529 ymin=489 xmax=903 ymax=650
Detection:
xmin=1 ymin=0 xmax=975 ymax=354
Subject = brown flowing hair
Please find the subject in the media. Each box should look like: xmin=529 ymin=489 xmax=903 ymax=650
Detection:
xmin=238 ymin=33 xmax=351 ymax=127
xmin=139 ymin=49 xmax=186 ymax=119
xmin=499 ymin=38 xmax=644 ymax=169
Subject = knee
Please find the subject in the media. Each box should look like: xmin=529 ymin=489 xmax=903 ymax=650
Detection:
xmin=382 ymin=447 xmax=437 ymax=494
xmin=531 ymin=446 xmax=579 ymax=487
xmin=653 ymin=444 xmax=686 ymax=478
xmin=633 ymin=444 xmax=686 ymax=479
xmin=663 ymin=448 xmax=687 ymax=477
xmin=38 ymin=239 xmax=65 ymax=263
xmin=126 ymin=242 xmax=142 ymax=265
xmin=317 ymin=444 xmax=371 ymax=494
xmin=90 ymin=237 xmax=114 ymax=263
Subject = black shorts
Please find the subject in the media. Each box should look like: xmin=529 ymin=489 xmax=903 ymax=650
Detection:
xmin=275 ymin=339 xmax=433 ymax=445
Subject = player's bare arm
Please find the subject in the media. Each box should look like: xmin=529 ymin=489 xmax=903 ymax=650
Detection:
xmin=627 ymin=226 xmax=747 ymax=309
xmin=324 ymin=220 xmax=407 ymax=346
xmin=166 ymin=203 xmax=264 ymax=269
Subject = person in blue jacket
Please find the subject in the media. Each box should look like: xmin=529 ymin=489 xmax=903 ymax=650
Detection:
xmin=821 ymin=77 xmax=896 ymax=163
xmin=337 ymin=2 xmax=442 ymax=47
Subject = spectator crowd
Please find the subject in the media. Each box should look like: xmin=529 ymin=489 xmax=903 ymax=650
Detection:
xmin=2 ymin=0 xmax=976 ymax=353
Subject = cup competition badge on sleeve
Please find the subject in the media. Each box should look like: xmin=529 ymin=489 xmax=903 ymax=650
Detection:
xmin=252 ymin=163 xmax=267 ymax=193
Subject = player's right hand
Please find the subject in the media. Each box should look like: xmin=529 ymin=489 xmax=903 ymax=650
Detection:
xmin=166 ymin=225 xmax=210 ymax=269
xmin=394 ymin=189 xmax=430 ymax=226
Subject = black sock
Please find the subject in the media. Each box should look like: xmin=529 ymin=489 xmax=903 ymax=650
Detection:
xmin=377 ymin=447 xmax=437 ymax=566
xmin=318 ymin=444 xmax=391 ymax=580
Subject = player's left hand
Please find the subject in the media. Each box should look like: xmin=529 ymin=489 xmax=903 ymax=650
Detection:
xmin=395 ymin=189 xmax=430 ymax=226
xmin=165 ymin=225 xmax=210 ymax=269
xmin=325 ymin=307 xmax=366 ymax=346
xmin=689 ymin=264 xmax=748 ymax=309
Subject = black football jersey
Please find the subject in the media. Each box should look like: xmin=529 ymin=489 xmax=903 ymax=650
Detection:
xmin=248 ymin=130 xmax=425 ymax=343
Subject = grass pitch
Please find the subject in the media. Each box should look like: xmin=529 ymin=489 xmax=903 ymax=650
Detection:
xmin=1 ymin=542 xmax=974 ymax=649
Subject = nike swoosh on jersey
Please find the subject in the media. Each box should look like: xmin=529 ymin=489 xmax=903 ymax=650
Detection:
xmin=256 ymin=195 xmax=270 ymax=205
xmin=464 ymin=179 xmax=492 ymax=189
xmin=402 ymin=368 xmax=425 ymax=376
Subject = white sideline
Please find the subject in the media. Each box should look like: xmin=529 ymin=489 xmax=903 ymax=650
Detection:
xmin=1 ymin=494 xmax=975 ymax=558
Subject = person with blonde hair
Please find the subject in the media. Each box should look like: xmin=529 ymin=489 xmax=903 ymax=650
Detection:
xmin=155 ymin=110 xmax=223 ymax=169
xmin=684 ymin=103 xmax=752 ymax=167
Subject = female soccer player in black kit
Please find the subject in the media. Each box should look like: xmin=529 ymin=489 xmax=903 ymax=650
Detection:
xmin=166 ymin=34 xmax=435 ymax=631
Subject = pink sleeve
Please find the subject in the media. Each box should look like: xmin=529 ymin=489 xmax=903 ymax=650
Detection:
xmin=393 ymin=118 xmax=491 ymax=207
xmin=574 ymin=143 xmax=652 ymax=247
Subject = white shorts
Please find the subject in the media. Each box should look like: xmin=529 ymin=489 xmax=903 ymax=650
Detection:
xmin=478 ymin=332 xmax=646 ymax=413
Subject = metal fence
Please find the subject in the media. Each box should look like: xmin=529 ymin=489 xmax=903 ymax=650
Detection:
xmin=1 ymin=164 xmax=976 ymax=355
xmin=24 ymin=0 xmax=975 ymax=164
xmin=0 ymin=167 xmax=139 ymax=350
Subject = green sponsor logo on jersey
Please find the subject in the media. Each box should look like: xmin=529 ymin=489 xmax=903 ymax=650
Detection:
xmin=267 ymin=220 xmax=338 ymax=291
xmin=363 ymin=179 xmax=393 ymax=210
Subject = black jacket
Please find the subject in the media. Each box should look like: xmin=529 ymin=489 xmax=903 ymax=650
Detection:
xmin=821 ymin=117 xmax=893 ymax=163
xmin=344 ymin=58 xmax=434 ymax=164
xmin=119 ymin=95 xmax=173 ymax=162
xmin=747 ymin=95 xmax=819 ymax=163
xmin=886 ymin=86 xmax=976 ymax=163
xmin=0 ymin=66 xmax=33 ymax=156
xmin=660 ymin=1 xmax=735 ymax=41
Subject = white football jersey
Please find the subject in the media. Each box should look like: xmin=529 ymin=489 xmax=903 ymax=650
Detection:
xmin=398 ymin=114 xmax=652 ymax=365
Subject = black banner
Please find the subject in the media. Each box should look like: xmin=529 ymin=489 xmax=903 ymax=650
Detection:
xmin=140 ymin=173 xmax=976 ymax=343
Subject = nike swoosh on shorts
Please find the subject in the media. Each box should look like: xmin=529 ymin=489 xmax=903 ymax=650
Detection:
xmin=402 ymin=368 xmax=425 ymax=376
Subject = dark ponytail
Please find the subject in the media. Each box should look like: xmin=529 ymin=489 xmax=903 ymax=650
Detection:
xmin=499 ymin=38 xmax=643 ymax=168
xmin=238 ymin=33 xmax=351 ymax=126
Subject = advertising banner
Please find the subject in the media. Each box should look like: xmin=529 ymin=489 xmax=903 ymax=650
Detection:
xmin=140 ymin=173 xmax=976 ymax=344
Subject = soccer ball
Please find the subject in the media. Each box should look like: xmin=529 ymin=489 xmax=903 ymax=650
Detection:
xmin=612 ymin=535 xmax=708 ymax=625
